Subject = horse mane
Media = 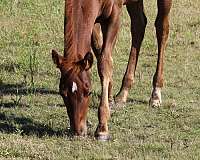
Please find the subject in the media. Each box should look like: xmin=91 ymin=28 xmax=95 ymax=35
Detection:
xmin=63 ymin=0 xmax=93 ymax=69
xmin=64 ymin=0 xmax=74 ymax=58
xmin=63 ymin=0 xmax=85 ymax=76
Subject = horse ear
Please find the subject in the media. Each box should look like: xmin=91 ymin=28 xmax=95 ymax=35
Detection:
xmin=78 ymin=52 xmax=93 ymax=71
xmin=52 ymin=49 xmax=63 ymax=68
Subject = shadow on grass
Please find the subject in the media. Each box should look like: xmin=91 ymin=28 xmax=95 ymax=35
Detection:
xmin=0 ymin=82 xmax=58 ymax=95
xmin=0 ymin=63 xmax=55 ymax=76
xmin=0 ymin=112 xmax=69 ymax=138
xmin=0 ymin=102 xmax=29 ymax=108
xmin=127 ymin=98 xmax=148 ymax=105
xmin=0 ymin=63 xmax=20 ymax=73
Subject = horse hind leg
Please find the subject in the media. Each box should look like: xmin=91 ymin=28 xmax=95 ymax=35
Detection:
xmin=115 ymin=1 xmax=147 ymax=105
xmin=149 ymin=0 xmax=172 ymax=107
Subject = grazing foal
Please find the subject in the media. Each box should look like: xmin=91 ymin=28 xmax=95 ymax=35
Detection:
xmin=52 ymin=0 xmax=172 ymax=140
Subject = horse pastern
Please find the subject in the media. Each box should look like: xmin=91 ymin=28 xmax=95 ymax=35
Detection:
xmin=149 ymin=98 xmax=161 ymax=108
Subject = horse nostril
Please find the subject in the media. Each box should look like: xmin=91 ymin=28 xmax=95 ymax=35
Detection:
xmin=75 ymin=125 xmax=87 ymax=136
xmin=60 ymin=90 xmax=67 ymax=98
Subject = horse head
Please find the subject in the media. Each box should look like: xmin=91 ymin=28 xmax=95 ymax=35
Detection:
xmin=52 ymin=49 xmax=93 ymax=136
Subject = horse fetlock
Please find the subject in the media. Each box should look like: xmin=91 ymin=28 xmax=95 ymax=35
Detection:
xmin=115 ymin=89 xmax=129 ymax=104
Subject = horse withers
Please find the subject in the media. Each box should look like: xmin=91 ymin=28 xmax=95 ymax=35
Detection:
xmin=52 ymin=0 xmax=172 ymax=141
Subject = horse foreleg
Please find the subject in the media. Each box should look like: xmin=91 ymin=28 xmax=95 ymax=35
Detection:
xmin=92 ymin=23 xmax=115 ymax=105
xmin=94 ymin=6 xmax=121 ymax=141
xmin=115 ymin=1 xmax=147 ymax=104
xmin=149 ymin=0 xmax=172 ymax=107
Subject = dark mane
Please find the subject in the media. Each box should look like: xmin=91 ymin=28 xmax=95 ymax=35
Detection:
xmin=64 ymin=0 xmax=79 ymax=58
xmin=64 ymin=0 xmax=75 ymax=58
xmin=63 ymin=0 xmax=94 ymax=62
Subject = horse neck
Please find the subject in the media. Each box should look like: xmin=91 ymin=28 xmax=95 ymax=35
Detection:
xmin=64 ymin=0 xmax=93 ymax=61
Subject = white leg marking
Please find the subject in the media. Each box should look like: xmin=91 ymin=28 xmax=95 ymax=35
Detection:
xmin=121 ymin=89 xmax=128 ymax=103
xmin=150 ymin=87 xmax=162 ymax=107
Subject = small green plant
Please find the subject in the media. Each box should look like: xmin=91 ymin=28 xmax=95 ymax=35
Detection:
xmin=29 ymin=50 xmax=36 ymax=94
xmin=11 ymin=87 xmax=23 ymax=107
xmin=26 ymin=48 xmax=38 ymax=106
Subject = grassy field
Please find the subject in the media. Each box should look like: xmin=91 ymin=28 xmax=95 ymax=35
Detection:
xmin=0 ymin=0 xmax=200 ymax=159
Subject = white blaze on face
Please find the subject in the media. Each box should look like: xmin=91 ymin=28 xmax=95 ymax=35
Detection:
xmin=72 ymin=82 xmax=78 ymax=93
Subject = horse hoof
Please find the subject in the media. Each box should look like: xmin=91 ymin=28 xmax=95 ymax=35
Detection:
xmin=113 ymin=97 xmax=126 ymax=109
xmin=114 ymin=96 xmax=123 ymax=104
xmin=115 ymin=101 xmax=126 ymax=109
xmin=149 ymin=98 xmax=161 ymax=108
xmin=95 ymin=134 xmax=111 ymax=141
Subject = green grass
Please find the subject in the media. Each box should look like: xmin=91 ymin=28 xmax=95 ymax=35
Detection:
xmin=0 ymin=0 xmax=200 ymax=159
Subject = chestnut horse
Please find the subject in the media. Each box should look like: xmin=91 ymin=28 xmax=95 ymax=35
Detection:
xmin=52 ymin=0 xmax=172 ymax=141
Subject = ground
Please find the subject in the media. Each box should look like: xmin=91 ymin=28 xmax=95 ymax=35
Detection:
xmin=0 ymin=0 xmax=200 ymax=159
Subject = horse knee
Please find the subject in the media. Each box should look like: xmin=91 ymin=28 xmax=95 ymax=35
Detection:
xmin=98 ymin=55 xmax=113 ymax=80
